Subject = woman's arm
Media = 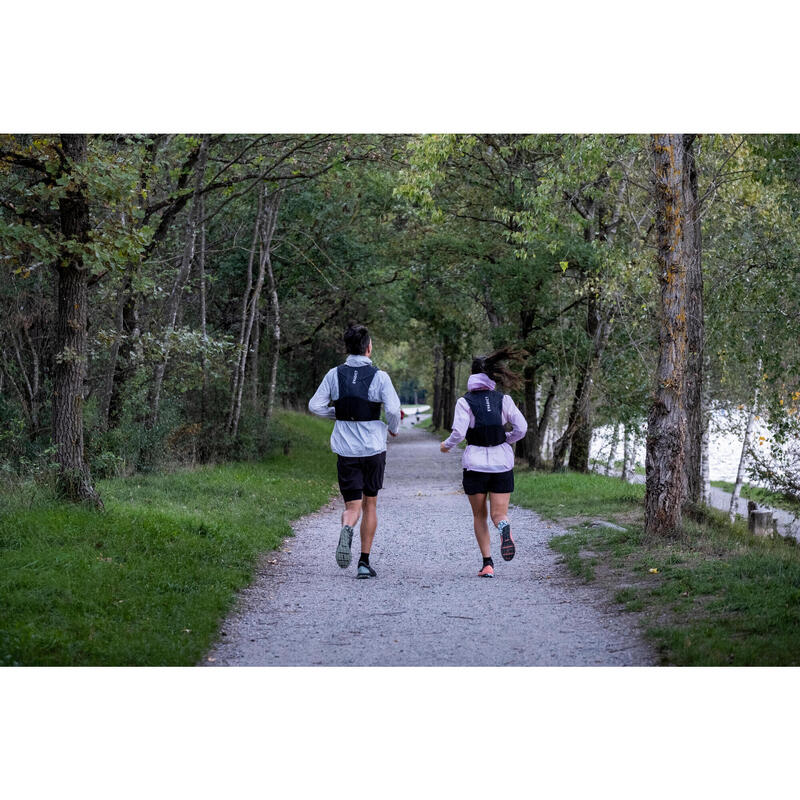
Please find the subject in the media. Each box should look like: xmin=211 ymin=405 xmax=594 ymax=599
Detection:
xmin=441 ymin=398 xmax=471 ymax=451
xmin=503 ymin=395 xmax=528 ymax=444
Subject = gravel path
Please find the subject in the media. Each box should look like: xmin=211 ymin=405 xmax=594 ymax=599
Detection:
xmin=205 ymin=419 xmax=655 ymax=666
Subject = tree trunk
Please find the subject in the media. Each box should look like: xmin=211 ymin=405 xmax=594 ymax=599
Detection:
xmin=544 ymin=398 xmax=560 ymax=465
xmin=682 ymin=134 xmax=705 ymax=506
xmin=553 ymin=298 xmax=610 ymax=472
xmin=107 ymin=276 xmax=139 ymax=428
xmin=230 ymin=189 xmax=282 ymax=438
xmin=250 ymin=307 xmax=261 ymax=411
xmin=645 ymin=134 xmax=689 ymax=538
xmin=431 ymin=344 xmax=443 ymax=431
xmin=447 ymin=357 xmax=456 ymax=431
xmin=729 ymin=359 xmax=762 ymax=522
xmin=98 ymin=288 xmax=127 ymax=431
xmin=621 ymin=425 xmax=633 ymax=481
xmin=533 ymin=375 xmax=558 ymax=469
xmin=197 ymin=208 xmax=210 ymax=461
xmin=569 ymin=420 xmax=593 ymax=472
xmin=517 ymin=364 xmax=536 ymax=462
xmin=440 ymin=355 xmax=451 ymax=430
xmin=700 ymin=357 xmax=711 ymax=504
xmin=482 ymin=277 xmax=502 ymax=329
xmin=605 ymin=424 xmax=620 ymax=475
xmin=264 ymin=199 xmax=282 ymax=423
xmin=2 ymin=324 xmax=41 ymax=433
xmin=147 ymin=134 xmax=209 ymax=429
xmin=440 ymin=354 xmax=455 ymax=431
xmin=227 ymin=191 xmax=264 ymax=432
xmin=53 ymin=134 xmax=102 ymax=508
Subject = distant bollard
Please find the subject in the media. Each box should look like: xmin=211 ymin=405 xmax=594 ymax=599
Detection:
xmin=748 ymin=509 xmax=774 ymax=537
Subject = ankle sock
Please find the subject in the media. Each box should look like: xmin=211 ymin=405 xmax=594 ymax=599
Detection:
xmin=359 ymin=552 xmax=370 ymax=566
xmin=482 ymin=556 xmax=494 ymax=567
xmin=496 ymin=519 xmax=509 ymax=531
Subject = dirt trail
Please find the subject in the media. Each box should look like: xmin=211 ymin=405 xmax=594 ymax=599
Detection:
xmin=205 ymin=419 xmax=655 ymax=666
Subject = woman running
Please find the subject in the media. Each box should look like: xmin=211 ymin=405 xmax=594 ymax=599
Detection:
xmin=440 ymin=348 xmax=528 ymax=577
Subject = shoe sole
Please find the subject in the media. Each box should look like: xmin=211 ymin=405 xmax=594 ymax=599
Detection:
xmin=357 ymin=567 xmax=376 ymax=579
xmin=478 ymin=572 xmax=494 ymax=578
xmin=500 ymin=525 xmax=515 ymax=561
xmin=336 ymin=527 xmax=352 ymax=569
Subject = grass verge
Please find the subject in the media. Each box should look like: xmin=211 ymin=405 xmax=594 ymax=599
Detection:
xmin=0 ymin=411 xmax=336 ymax=666
xmin=711 ymin=480 xmax=800 ymax=516
xmin=514 ymin=467 xmax=800 ymax=665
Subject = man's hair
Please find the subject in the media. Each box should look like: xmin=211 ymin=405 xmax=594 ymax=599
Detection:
xmin=343 ymin=323 xmax=371 ymax=355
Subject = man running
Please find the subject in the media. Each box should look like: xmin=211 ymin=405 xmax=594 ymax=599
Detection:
xmin=308 ymin=323 xmax=401 ymax=578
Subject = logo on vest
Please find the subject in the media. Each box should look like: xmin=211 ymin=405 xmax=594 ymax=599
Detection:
xmin=352 ymin=369 xmax=358 ymax=384
xmin=485 ymin=395 xmax=492 ymax=412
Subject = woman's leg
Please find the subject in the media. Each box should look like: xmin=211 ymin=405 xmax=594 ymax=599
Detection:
xmin=468 ymin=492 xmax=491 ymax=557
xmin=488 ymin=492 xmax=510 ymax=528
xmin=489 ymin=491 xmax=515 ymax=560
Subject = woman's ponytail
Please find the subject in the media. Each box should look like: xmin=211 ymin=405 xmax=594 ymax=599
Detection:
xmin=471 ymin=346 xmax=524 ymax=390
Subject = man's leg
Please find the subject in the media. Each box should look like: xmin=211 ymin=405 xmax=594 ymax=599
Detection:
xmin=336 ymin=498 xmax=359 ymax=568
xmin=342 ymin=499 xmax=362 ymax=529
xmin=356 ymin=452 xmax=385 ymax=578
xmin=336 ymin=455 xmax=364 ymax=568
xmin=360 ymin=494 xmax=378 ymax=553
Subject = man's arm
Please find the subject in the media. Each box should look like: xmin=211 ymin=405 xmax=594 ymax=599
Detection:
xmin=308 ymin=370 xmax=337 ymax=419
xmin=380 ymin=372 xmax=401 ymax=435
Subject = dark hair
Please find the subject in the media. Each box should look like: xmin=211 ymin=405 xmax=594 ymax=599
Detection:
xmin=343 ymin=323 xmax=371 ymax=356
xmin=471 ymin=346 xmax=524 ymax=390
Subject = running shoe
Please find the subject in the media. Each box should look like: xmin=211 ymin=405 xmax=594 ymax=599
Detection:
xmin=336 ymin=525 xmax=354 ymax=568
xmin=477 ymin=564 xmax=494 ymax=578
xmin=498 ymin=520 xmax=515 ymax=561
xmin=357 ymin=562 xmax=377 ymax=579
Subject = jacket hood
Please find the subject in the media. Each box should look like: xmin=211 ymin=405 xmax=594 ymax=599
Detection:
xmin=467 ymin=372 xmax=497 ymax=392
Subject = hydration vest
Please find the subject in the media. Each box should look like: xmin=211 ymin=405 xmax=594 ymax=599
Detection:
xmin=463 ymin=390 xmax=506 ymax=447
xmin=333 ymin=364 xmax=382 ymax=421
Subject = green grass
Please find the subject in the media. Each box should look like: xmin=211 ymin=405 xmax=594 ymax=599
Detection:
xmin=711 ymin=480 xmax=800 ymax=515
xmin=514 ymin=468 xmax=645 ymax=519
xmin=0 ymin=411 xmax=336 ymax=666
xmin=513 ymin=469 xmax=800 ymax=665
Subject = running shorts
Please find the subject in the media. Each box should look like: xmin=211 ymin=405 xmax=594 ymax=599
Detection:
xmin=337 ymin=452 xmax=387 ymax=501
xmin=462 ymin=468 xmax=514 ymax=495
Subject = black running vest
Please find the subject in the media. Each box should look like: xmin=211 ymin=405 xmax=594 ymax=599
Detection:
xmin=463 ymin=390 xmax=506 ymax=447
xmin=333 ymin=364 xmax=382 ymax=421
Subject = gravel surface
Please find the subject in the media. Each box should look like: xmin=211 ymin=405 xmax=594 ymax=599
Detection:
xmin=205 ymin=418 xmax=655 ymax=666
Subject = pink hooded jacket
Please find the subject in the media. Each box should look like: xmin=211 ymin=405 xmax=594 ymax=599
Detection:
xmin=442 ymin=373 xmax=528 ymax=472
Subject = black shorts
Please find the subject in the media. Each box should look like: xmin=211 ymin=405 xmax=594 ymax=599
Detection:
xmin=462 ymin=469 xmax=515 ymax=495
xmin=337 ymin=452 xmax=387 ymax=502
